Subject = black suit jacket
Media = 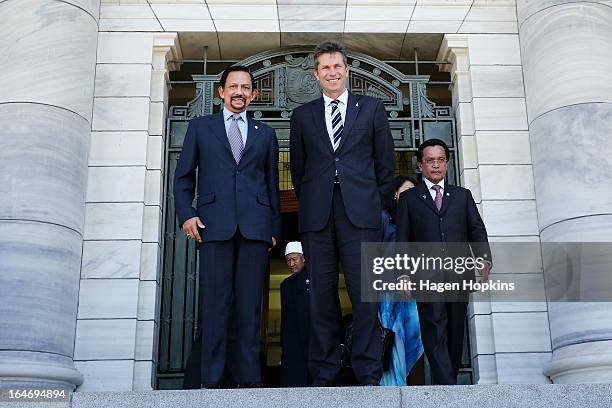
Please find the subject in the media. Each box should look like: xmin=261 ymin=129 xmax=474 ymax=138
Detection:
xmin=396 ymin=181 xmax=491 ymax=283
xmin=174 ymin=112 xmax=281 ymax=243
xmin=290 ymin=93 xmax=395 ymax=232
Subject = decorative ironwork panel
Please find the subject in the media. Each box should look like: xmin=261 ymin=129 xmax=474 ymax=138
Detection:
xmin=284 ymin=55 xmax=320 ymax=107
xmin=187 ymin=48 xmax=453 ymax=158
xmin=158 ymin=153 xmax=200 ymax=389
xmin=252 ymin=70 xmax=275 ymax=106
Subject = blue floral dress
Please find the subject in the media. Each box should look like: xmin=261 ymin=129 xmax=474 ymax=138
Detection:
xmin=379 ymin=210 xmax=424 ymax=386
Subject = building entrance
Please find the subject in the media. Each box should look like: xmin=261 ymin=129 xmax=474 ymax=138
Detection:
xmin=157 ymin=46 xmax=468 ymax=388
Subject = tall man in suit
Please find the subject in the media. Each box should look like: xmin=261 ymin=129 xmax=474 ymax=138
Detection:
xmin=290 ymin=41 xmax=396 ymax=386
xmin=396 ymin=138 xmax=491 ymax=385
xmin=174 ymin=66 xmax=281 ymax=388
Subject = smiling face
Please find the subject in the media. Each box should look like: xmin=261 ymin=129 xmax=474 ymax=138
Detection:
xmin=218 ymin=70 xmax=257 ymax=113
xmin=418 ymin=145 xmax=448 ymax=184
xmin=314 ymin=51 xmax=349 ymax=99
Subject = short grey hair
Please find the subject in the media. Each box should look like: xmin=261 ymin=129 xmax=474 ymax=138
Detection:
xmin=314 ymin=41 xmax=348 ymax=69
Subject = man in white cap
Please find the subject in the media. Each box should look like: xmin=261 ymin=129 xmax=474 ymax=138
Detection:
xmin=280 ymin=242 xmax=310 ymax=386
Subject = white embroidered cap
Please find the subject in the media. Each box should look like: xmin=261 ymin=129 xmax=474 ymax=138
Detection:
xmin=284 ymin=241 xmax=303 ymax=256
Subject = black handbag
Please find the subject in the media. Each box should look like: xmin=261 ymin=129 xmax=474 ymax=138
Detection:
xmin=340 ymin=315 xmax=395 ymax=371
xmin=380 ymin=327 xmax=395 ymax=371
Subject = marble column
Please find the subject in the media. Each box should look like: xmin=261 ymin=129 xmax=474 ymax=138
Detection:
xmin=517 ymin=1 xmax=612 ymax=383
xmin=440 ymin=33 xmax=551 ymax=384
xmin=0 ymin=0 xmax=100 ymax=389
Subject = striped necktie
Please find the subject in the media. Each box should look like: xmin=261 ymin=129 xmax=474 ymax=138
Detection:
xmin=227 ymin=113 xmax=244 ymax=164
xmin=330 ymin=99 xmax=343 ymax=151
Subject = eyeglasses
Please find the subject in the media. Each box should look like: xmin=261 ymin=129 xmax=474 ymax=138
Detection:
xmin=422 ymin=159 xmax=448 ymax=166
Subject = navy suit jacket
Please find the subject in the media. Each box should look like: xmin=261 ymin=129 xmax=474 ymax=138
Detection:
xmin=173 ymin=112 xmax=281 ymax=244
xmin=290 ymin=93 xmax=395 ymax=232
xmin=396 ymin=181 xmax=491 ymax=282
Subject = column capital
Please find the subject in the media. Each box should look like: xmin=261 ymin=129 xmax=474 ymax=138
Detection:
xmin=437 ymin=34 xmax=470 ymax=73
xmin=153 ymin=33 xmax=183 ymax=72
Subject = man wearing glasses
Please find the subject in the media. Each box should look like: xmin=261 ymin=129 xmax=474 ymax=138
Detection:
xmin=396 ymin=138 xmax=491 ymax=385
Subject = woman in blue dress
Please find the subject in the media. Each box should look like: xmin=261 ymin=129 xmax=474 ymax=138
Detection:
xmin=380 ymin=175 xmax=424 ymax=386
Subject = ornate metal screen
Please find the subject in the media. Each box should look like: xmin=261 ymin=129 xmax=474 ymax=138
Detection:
xmin=158 ymin=47 xmax=467 ymax=388
xmin=169 ymin=48 xmax=456 ymax=153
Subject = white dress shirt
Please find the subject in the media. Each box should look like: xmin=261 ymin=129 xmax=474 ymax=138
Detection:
xmin=423 ymin=177 xmax=445 ymax=202
xmin=322 ymin=89 xmax=348 ymax=148
xmin=223 ymin=107 xmax=248 ymax=146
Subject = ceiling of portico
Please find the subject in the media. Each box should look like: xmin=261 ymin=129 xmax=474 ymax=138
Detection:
xmin=178 ymin=31 xmax=443 ymax=61
xmin=100 ymin=0 xmax=517 ymax=60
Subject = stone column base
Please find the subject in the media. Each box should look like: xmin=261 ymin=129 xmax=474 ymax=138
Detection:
xmin=0 ymin=352 xmax=83 ymax=390
xmin=544 ymin=341 xmax=612 ymax=384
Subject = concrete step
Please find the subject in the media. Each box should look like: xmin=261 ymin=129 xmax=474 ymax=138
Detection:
xmin=3 ymin=384 xmax=612 ymax=408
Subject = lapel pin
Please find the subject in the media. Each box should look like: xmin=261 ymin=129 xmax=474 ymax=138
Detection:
xmin=446 ymin=192 xmax=450 ymax=196
xmin=356 ymin=102 xmax=359 ymax=107
xmin=255 ymin=125 xmax=258 ymax=129
xmin=422 ymin=194 xmax=427 ymax=199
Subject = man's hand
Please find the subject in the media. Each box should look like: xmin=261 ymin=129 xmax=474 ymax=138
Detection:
xmin=268 ymin=236 xmax=277 ymax=252
xmin=182 ymin=217 xmax=205 ymax=243
xmin=478 ymin=261 xmax=492 ymax=284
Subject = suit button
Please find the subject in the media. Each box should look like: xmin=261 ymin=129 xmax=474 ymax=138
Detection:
xmin=439 ymin=217 xmax=443 ymax=222
xmin=236 ymin=171 xmax=240 ymax=175
xmin=441 ymin=233 xmax=446 ymax=237
xmin=335 ymin=158 xmax=339 ymax=162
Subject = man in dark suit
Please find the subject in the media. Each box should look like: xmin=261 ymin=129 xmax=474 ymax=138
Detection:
xmin=280 ymin=241 xmax=310 ymax=387
xmin=290 ymin=41 xmax=395 ymax=386
xmin=174 ymin=65 xmax=281 ymax=388
xmin=396 ymin=138 xmax=491 ymax=385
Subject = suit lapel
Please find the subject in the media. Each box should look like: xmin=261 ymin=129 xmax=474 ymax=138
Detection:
xmin=439 ymin=183 xmax=455 ymax=215
xmin=416 ymin=182 xmax=439 ymax=215
xmin=310 ymin=97 xmax=334 ymax=154
xmin=211 ymin=111 xmax=233 ymax=157
xmin=336 ymin=92 xmax=360 ymax=153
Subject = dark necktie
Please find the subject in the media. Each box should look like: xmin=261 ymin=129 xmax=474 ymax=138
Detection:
xmin=330 ymin=99 xmax=343 ymax=150
xmin=432 ymin=184 xmax=442 ymax=211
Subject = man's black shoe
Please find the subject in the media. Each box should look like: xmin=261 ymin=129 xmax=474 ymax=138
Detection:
xmin=312 ymin=380 xmax=337 ymax=387
xmin=201 ymin=383 xmax=222 ymax=389
xmin=237 ymin=382 xmax=264 ymax=388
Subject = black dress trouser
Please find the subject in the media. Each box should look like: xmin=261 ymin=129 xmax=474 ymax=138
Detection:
xmin=198 ymin=229 xmax=269 ymax=385
xmin=417 ymin=301 xmax=467 ymax=385
xmin=302 ymin=185 xmax=382 ymax=386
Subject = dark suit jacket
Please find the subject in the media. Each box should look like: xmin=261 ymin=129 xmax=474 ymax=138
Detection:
xmin=174 ymin=112 xmax=281 ymax=243
xmin=290 ymin=93 xmax=395 ymax=233
xmin=280 ymin=272 xmax=310 ymax=386
xmin=396 ymin=181 xmax=491 ymax=283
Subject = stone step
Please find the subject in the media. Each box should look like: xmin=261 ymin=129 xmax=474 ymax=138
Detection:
xmin=3 ymin=384 xmax=612 ymax=408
